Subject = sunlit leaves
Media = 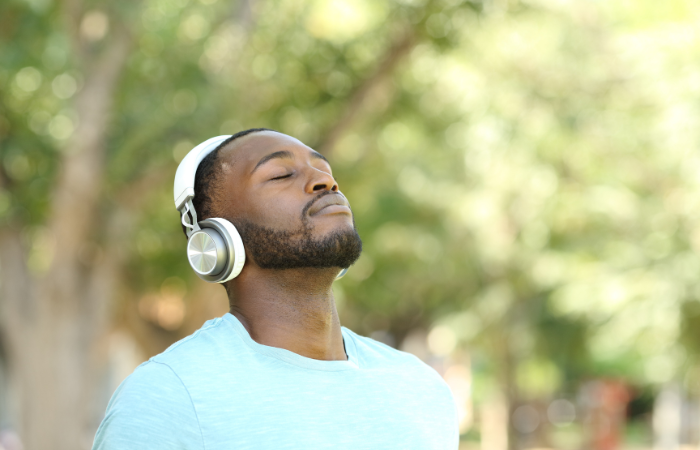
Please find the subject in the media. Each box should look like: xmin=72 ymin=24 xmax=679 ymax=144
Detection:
xmin=3 ymin=0 xmax=700 ymax=395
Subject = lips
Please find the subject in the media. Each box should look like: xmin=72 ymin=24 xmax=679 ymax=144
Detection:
xmin=307 ymin=193 xmax=351 ymax=216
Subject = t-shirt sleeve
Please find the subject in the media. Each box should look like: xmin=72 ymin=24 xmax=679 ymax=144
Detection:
xmin=92 ymin=361 xmax=204 ymax=450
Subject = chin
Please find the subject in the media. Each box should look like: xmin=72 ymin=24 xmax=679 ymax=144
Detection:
xmin=304 ymin=225 xmax=363 ymax=269
xmin=237 ymin=217 xmax=362 ymax=270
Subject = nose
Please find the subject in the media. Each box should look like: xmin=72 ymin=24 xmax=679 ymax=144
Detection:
xmin=305 ymin=166 xmax=338 ymax=194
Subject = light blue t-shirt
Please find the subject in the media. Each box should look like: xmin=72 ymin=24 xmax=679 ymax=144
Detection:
xmin=93 ymin=313 xmax=458 ymax=449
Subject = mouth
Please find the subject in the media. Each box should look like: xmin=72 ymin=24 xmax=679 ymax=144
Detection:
xmin=307 ymin=192 xmax=351 ymax=217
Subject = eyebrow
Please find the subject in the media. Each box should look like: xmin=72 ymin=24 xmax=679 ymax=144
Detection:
xmin=251 ymin=149 xmax=329 ymax=173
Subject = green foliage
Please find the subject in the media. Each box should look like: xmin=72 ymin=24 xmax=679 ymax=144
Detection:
xmin=3 ymin=0 xmax=700 ymax=405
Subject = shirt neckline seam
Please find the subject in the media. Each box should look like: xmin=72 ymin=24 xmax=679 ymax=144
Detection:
xmin=224 ymin=313 xmax=361 ymax=372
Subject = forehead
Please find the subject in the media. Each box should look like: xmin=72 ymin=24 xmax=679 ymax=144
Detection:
xmin=219 ymin=131 xmax=312 ymax=168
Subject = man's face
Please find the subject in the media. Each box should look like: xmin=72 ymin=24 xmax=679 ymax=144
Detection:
xmin=218 ymin=131 xmax=362 ymax=270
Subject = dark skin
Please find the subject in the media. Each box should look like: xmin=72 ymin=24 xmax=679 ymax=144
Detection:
xmin=217 ymin=131 xmax=353 ymax=361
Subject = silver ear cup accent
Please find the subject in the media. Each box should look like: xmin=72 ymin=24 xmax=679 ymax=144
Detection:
xmin=336 ymin=268 xmax=349 ymax=280
xmin=187 ymin=229 xmax=227 ymax=276
xmin=191 ymin=218 xmax=246 ymax=283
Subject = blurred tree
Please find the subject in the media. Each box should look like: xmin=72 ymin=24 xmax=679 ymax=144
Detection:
xmin=1 ymin=0 xmax=134 ymax=448
xmin=0 ymin=0 xmax=482 ymax=447
xmin=2 ymin=0 xmax=700 ymax=449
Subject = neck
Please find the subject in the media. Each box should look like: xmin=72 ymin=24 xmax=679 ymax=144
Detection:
xmin=227 ymin=267 xmax=346 ymax=361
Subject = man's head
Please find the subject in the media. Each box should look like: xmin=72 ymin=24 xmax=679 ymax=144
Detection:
xmin=189 ymin=129 xmax=362 ymax=273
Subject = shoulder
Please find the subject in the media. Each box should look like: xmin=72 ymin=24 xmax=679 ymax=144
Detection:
xmin=106 ymin=360 xmax=190 ymax=411
xmin=147 ymin=315 xmax=247 ymax=378
xmin=93 ymin=361 xmax=204 ymax=449
xmin=93 ymin=317 xmax=235 ymax=448
xmin=344 ymin=328 xmax=431 ymax=370
xmin=345 ymin=328 xmax=456 ymax=407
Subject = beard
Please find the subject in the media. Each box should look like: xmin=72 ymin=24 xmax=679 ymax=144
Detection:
xmin=233 ymin=201 xmax=362 ymax=270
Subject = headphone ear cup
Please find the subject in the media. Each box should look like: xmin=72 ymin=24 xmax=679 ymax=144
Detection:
xmin=336 ymin=268 xmax=349 ymax=280
xmin=187 ymin=228 xmax=228 ymax=277
xmin=187 ymin=218 xmax=246 ymax=283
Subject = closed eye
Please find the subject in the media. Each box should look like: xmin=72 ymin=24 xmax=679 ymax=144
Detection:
xmin=270 ymin=173 xmax=292 ymax=181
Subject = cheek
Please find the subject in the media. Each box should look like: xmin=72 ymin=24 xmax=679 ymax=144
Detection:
xmin=245 ymin=193 xmax=304 ymax=228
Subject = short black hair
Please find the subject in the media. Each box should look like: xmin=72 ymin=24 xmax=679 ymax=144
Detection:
xmin=181 ymin=128 xmax=276 ymax=237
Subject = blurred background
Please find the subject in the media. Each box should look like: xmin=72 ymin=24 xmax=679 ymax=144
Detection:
xmin=1 ymin=0 xmax=700 ymax=449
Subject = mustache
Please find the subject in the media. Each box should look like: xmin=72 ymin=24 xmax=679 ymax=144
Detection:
xmin=301 ymin=191 xmax=343 ymax=219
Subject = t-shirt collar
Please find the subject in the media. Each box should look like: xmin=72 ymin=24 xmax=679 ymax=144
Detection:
xmin=223 ymin=313 xmax=360 ymax=371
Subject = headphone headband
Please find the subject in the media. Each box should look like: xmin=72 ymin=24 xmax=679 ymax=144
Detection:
xmin=173 ymin=135 xmax=231 ymax=211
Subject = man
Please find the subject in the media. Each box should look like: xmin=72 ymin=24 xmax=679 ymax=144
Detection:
xmin=93 ymin=129 xmax=458 ymax=449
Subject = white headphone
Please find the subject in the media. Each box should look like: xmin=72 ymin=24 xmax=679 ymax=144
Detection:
xmin=174 ymin=136 xmax=245 ymax=283
xmin=174 ymin=135 xmax=348 ymax=283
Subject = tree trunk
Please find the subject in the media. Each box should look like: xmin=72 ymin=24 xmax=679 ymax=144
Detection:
xmin=0 ymin=24 xmax=131 ymax=450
